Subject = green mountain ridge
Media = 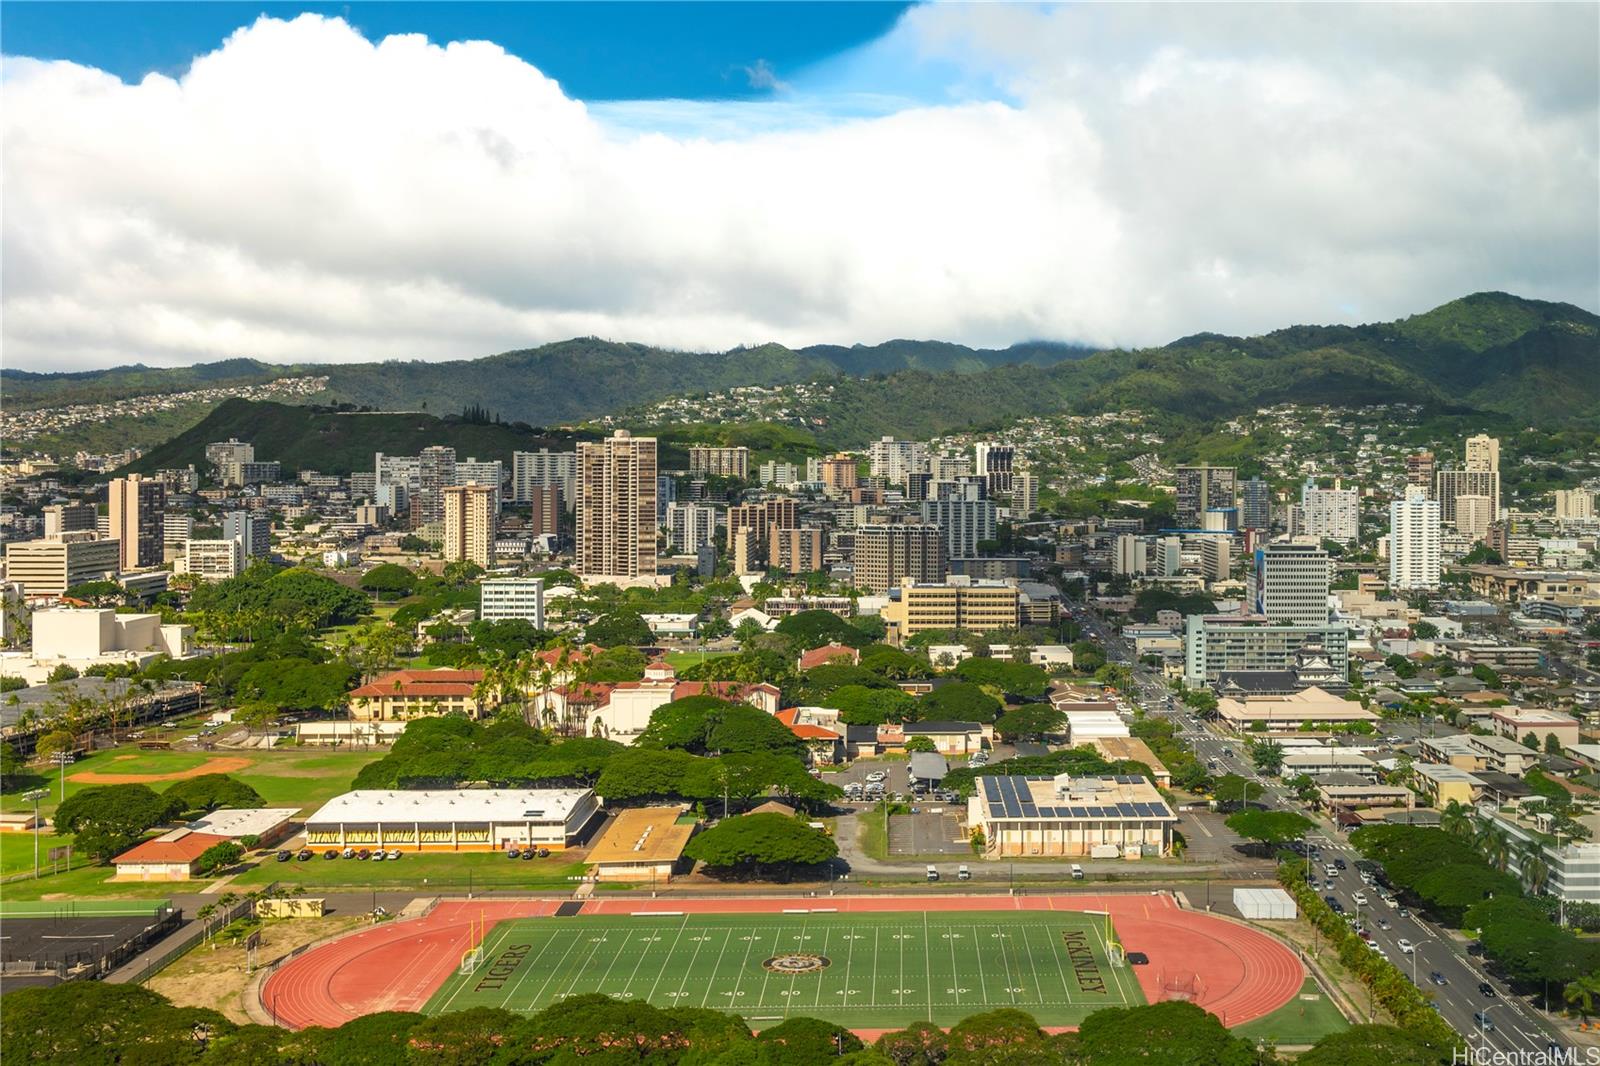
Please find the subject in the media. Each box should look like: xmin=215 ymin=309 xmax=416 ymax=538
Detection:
xmin=17 ymin=293 xmax=1600 ymax=443
xmin=122 ymin=400 xmax=590 ymax=477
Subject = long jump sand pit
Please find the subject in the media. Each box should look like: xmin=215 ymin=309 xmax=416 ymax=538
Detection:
xmin=71 ymin=756 xmax=254 ymax=784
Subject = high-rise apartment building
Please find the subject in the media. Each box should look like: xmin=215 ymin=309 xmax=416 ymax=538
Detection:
xmin=1175 ymin=465 xmax=1236 ymax=529
xmin=43 ymin=503 xmax=97 ymax=539
xmin=511 ymin=449 xmax=577 ymax=505
xmin=1012 ymin=472 xmax=1039 ymax=516
xmin=1390 ymin=486 xmax=1441 ymax=590
xmin=1554 ymin=489 xmax=1596 ymax=520
xmin=1465 ymin=434 xmax=1500 ymax=473
xmin=920 ymin=490 xmax=997 ymax=561
xmin=180 ymin=539 xmax=242 ymax=580
xmin=1435 ymin=468 xmax=1500 ymax=526
xmin=222 ymin=511 xmax=272 ymax=561
xmin=162 ymin=513 xmax=194 ymax=549
xmin=1298 ymin=479 xmax=1359 ymax=545
xmin=1239 ymin=478 xmax=1272 ymax=531
xmin=1455 ymin=495 xmax=1493 ymax=540
xmin=776 ymin=526 xmax=825 ymax=575
xmin=726 ymin=498 xmax=799 ymax=565
xmin=575 ymin=431 xmax=658 ymax=579
xmin=852 ymin=523 xmax=946 ymax=594
xmin=108 ymin=474 xmax=164 ymax=570
xmin=417 ymin=446 xmax=457 ymax=526
xmin=758 ymin=461 xmax=800 ymax=488
xmin=869 ymin=437 xmax=926 ymax=486
xmin=456 ymin=458 xmax=504 ymax=512
xmin=731 ymin=526 xmax=760 ymax=575
xmin=480 ymin=577 xmax=544 ymax=628
xmin=205 ymin=439 xmax=254 ymax=479
xmin=656 ymin=475 xmax=676 ymax=525
xmin=442 ymin=483 xmax=497 ymax=568
xmin=688 ymin=446 xmax=749 ymax=480
xmin=1252 ymin=542 xmax=1331 ymax=626
xmin=974 ymin=443 xmax=1015 ymax=498
xmin=819 ymin=455 xmax=859 ymax=494
xmin=1407 ymin=452 xmax=1436 ymax=494
xmin=1113 ymin=534 xmax=1147 ymax=576
xmin=525 ymin=486 xmax=561 ymax=538
xmin=666 ymin=503 xmax=718 ymax=555
xmin=1153 ymin=536 xmax=1183 ymax=577
xmin=1199 ymin=537 xmax=1231 ymax=581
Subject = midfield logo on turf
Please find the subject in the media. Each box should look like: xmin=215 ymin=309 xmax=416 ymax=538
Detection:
xmin=762 ymin=953 xmax=831 ymax=974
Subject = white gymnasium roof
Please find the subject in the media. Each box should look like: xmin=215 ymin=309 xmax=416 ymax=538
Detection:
xmin=305 ymin=789 xmax=592 ymax=824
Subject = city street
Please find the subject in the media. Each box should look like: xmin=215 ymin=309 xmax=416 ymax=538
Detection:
xmin=1065 ymin=598 xmax=1576 ymax=1055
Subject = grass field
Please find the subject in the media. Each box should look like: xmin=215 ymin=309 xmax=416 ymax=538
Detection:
xmin=0 ymin=898 xmax=171 ymax=918
xmin=0 ymin=745 xmax=381 ymax=820
xmin=230 ymin=851 xmax=589 ymax=891
xmin=425 ymin=910 xmax=1141 ymax=1030
xmin=1230 ymin=977 xmax=1349 ymax=1045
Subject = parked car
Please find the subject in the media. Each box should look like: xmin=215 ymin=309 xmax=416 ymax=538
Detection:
xmin=297 ymin=849 xmax=313 ymax=861
xmin=275 ymin=849 xmax=293 ymax=862
xmin=386 ymin=849 xmax=401 ymax=860
xmin=341 ymin=847 xmax=356 ymax=859
xmin=506 ymin=847 xmax=522 ymax=859
xmin=371 ymin=850 xmax=386 ymax=862
xmin=324 ymin=849 xmax=340 ymax=860
xmin=357 ymin=849 xmax=371 ymax=860
xmin=536 ymin=848 xmax=550 ymax=858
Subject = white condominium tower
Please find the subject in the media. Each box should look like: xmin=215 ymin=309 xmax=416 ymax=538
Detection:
xmin=1389 ymin=486 xmax=1441 ymax=590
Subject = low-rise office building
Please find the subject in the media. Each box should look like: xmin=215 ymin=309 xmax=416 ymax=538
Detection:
xmin=969 ymin=774 xmax=1176 ymax=859
xmin=880 ymin=578 xmax=1019 ymax=644
xmin=1492 ymin=708 xmax=1580 ymax=751
xmin=1410 ymin=763 xmax=1484 ymax=808
xmin=1215 ymin=686 xmax=1378 ymax=732
xmin=304 ymin=789 xmax=600 ymax=852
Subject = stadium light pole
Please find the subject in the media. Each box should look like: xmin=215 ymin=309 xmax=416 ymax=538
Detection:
xmin=25 ymin=789 xmax=46 ymax=878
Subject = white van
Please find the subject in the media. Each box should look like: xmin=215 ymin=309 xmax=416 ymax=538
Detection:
xmin=926 ymin=865 xmax=940 ymax=882
xmin=957 ymin=864 xmax=971 ymax=881
xmin=1070 ymin=864 xmax=1085 ymax=879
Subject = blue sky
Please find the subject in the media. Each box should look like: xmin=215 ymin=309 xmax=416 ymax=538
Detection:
xmin=0 ymin=1 xmax=915 ymax=100
xmin=2 ymin=3 xmax=1594 ymax=368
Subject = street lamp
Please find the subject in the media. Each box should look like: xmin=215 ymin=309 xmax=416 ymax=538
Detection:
xmin=24 ymin=789 xmax=46 ymax=878
xmin=1408 ymin=941 xmax=1428 ymax=987
xmin=1476 ymin=1004 xmax=1493 ymax=1043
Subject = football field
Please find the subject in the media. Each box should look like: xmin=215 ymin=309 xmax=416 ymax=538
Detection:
xmin=423 ymin=909 xmax=1143 ymax=1029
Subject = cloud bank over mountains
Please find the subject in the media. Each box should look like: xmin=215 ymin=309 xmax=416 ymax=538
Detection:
xmin=3 ymin=4 xmax=1595 ymax=369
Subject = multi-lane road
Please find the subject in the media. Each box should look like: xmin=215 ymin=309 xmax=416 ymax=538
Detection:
xmin=1064 ymin=599 xmax=1574 ymax=1054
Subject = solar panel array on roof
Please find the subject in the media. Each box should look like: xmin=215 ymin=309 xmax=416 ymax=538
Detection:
xmin=979 ymin=775 xmax=1174 ymax=821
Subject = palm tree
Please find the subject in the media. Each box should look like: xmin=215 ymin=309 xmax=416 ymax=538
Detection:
xmin=1519 ymin=842 xmax=1551 ymax=895
xmin=1565 ymin=974 xmax=1600 ymax=1020
xmin=1440 ymin=801 xmax=1471 ymax=838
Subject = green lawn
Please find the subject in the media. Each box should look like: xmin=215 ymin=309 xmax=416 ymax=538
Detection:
xmin=230 ymin=851 xmax=588 ymax=892
xmin=426 ymin=910 xmax=1141 ymax=1030
xmin=0 ymin=745 xmax=382 ymax=820
xmin=0 ymin=828 xmax=83 ymax=878
xmin=0 ymin=863 xmax=184 ymax=901
xmin=664 ymin=650 xmax=737 ymax=670
xmin=1230 ymin=977 xmax=1350 ymax=1044
xmin=0 ymin=897 xmax=171 ymax=918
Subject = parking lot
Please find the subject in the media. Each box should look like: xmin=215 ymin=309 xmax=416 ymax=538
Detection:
xmin=887 ymin=810 xmax=968 ymax=855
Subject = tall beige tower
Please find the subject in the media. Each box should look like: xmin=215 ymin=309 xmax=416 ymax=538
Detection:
xmin=1464 ymin=434 xmax=1500 ymax=473
xmin=442 ymin=483 xmax=496 ymax=568
xmin=108 ymin=474 xmax=164 ymax=570
xmin=576 ymin=430 xmax=658 ymax=579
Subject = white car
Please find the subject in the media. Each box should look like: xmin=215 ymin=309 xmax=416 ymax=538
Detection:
xmin=1397 ymin=939 xmax=1414 ymax=954
xmin=866 ymin=771 xmax=886 ymax=783
xmin=1352 ymin=892 xmax=1368 ymax=906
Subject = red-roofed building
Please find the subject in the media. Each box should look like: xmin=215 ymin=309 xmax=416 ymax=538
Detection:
xmin=798 ymin=643 xmax=860 ymax=672
xmin=776 ymin=707 xmax=844 ymax=765
xmin=112 ymin=829 xmax=231 ymax=881
xmin=586 ymin=661 xmax=781 ymax=743
xmin=349 ymin=669 xmax=488 ymax=721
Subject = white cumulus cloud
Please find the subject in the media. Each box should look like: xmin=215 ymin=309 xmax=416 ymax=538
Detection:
xmin=1 ymin=7 xmax=1595 ymax=370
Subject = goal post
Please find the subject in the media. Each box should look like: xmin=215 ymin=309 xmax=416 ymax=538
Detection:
xmin=460 ymin=946 xmax=484 ymax=975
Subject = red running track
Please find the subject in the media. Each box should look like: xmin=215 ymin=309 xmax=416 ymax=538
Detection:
xmin=261 ymin=894 xmax=1303 ymax=1033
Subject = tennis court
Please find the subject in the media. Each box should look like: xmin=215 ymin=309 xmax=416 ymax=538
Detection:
xmin=423 ymin=909 xmax=1141 ymax=1029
